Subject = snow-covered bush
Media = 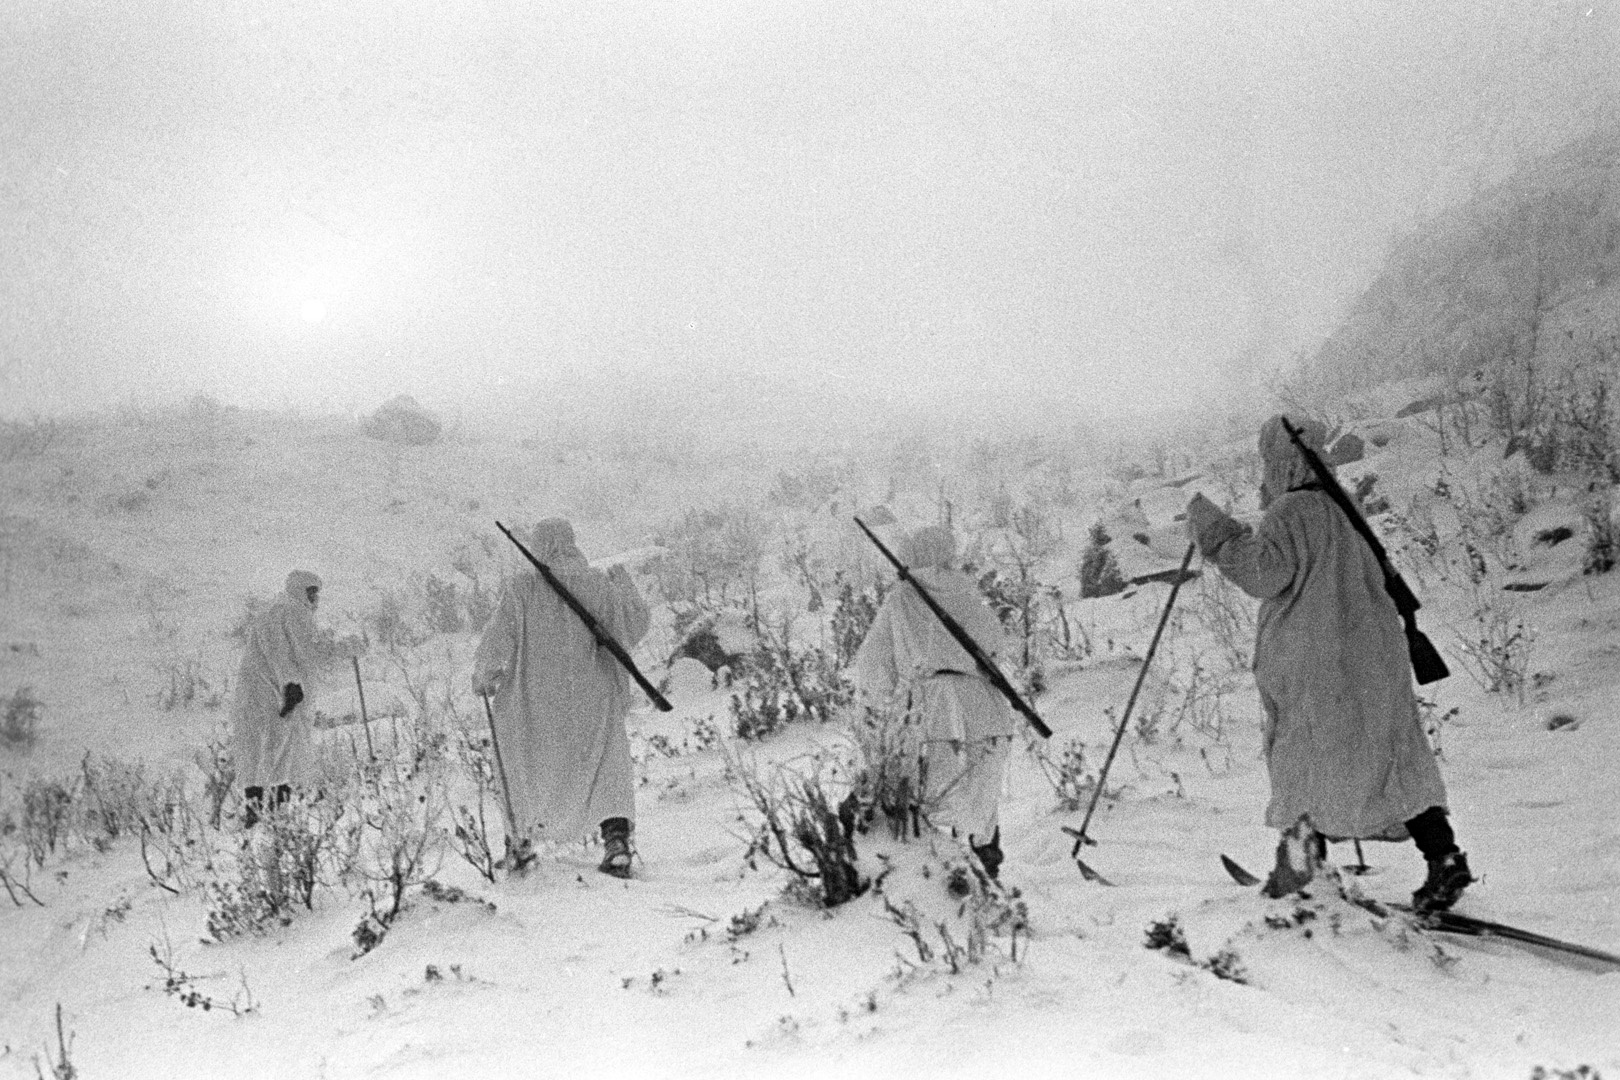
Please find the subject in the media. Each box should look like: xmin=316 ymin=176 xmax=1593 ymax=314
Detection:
xmin=195 ymin=723 xmax=236 ymax=829
xmin=1584 ymin=487 xmax=1616 ymax=574
xmin=349 ymin=711 xmax=450 ymax=947
xmin=652 ymin=502 xmax=766 ymax=609
xmin=728 ymin=668 xmax=793 ymax=742
xmin=20 ymin=777 xmax=75 ymax=867
xmin=78 ymin=754 xmax=154 ymax=845
xmin=421 ymin=573 xmax=467 ymax=634
xmin=1162 ymin=650 xmax=1242 ymax=745
xmin=0 ymin=415 xmax=60 ymax=462
xmin=1406 ymin=469 xmax=1540 ymax=703
xmin=1145 ymin=913 xmax=1247 ymax=981
xmin=1144 ymin=914 xmax=1190 ymax=957
xmin=1352 ymin=471 xmax=1390 ymax=516
xmin=883 ymin=859 xmax=1029 ymax=975
xmin=419 ymin=569 xmax=495 ymax=635
xmin=1033 ymin=736 xmax=1096 ymax=813
xmin=148 ymin=938 xmax=258 ymax=1017
xmin=1203 ymin=947 xmax=1249 ymax=984
xmin=964 ymin=501 xmax=1063 ymax=688
xmin=728 ymin=617 xmax=853 ymax=741
xmin=34 ymin=1002 xmax=75 ymax=1079
xmin=204 ymin=790 xmax=352 ymax=940
xmin=1416 ymin=695 xmax=1461 ymax=759
xmin=1449 ymin=599 xmax=1535 ymax=704
xmin=846 ymin=698 xmax=927 ymax=837
xmin=1 ymin=685 xmax=42 ymax=749
xmin=1529 ymin=1065 xmax=1604 ymax=1080
xmin=1191 ymin=572 xmax=1256 ymax=675
xmin=1382 ymin=499 xmax=1446 ymax=591
xmin=1479 ymin=357 xmax=1619 ymax=482
xmin=204 ymin=869 xmax=295 ymax=941
xmin=0 ymin=842 xmax=45 ymax=907
xmin=150 ymin=656 xmax=226 ymax=712
xmin=828 ymin=574 xmax=883 ymax=669
xmin=448 ymin=725 xmax=501 ymax=883
xmin=768 ymin=460 xmax=856 ymax=510
xmin=352 ymin=774 xmax=446 ymax=951
xmin=227 ymin=595 xmax=270 ymax=643
xmin=360 ymin=585 xmax=433 ymax=653
xmin=726 ymin=747 xmax=867 ymax=908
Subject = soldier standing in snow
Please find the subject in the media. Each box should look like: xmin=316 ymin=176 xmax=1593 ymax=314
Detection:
xmin=1185 ymin=416 xmax=1474 ymax=912
xmin=471 ymin=517 xmax=651 ymax=877
xmin=853 ymin=525 xmax=1019 ymax=879
xmin=230 ymin=570 xmax=363 ymax=825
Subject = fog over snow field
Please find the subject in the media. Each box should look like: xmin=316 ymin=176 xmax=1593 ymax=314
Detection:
xmin=0 ymin=384 xmax=1616 ymax=1080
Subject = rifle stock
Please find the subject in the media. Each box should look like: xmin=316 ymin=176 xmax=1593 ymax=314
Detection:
xmin=1279 ymin=419 xmax=1449 ymax=685
xmin=1384 ymin=571 xmax=1421 ymax=618
xmin=854 ymin=517 xmax=1052 ymax=739
xmin=495 ymin=521 xmax=675 ymax=712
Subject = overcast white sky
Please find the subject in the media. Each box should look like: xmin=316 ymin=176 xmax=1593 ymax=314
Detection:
xmin=2 ymin=0 xmax=1617 ymax=422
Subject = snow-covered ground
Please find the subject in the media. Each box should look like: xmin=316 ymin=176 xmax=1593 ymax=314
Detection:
xmin=1 ymin=401 xmax=1616 ymax=1080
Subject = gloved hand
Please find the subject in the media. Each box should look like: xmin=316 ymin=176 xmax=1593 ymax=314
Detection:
xmin=278 ymin=682 xmax=304 ymax=718
xmin=1185 ymin=492 xmax=1221 ymax=531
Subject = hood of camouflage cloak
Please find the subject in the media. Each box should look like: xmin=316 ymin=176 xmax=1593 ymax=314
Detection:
xmin=532 ymin=517 xmax=585 ymax=563
xmin=903 ymin=525 xmax=956 ymax=570
xmin=1260 ymin=415 xmax=1330 ymax=509
xmin=284 ymin=569 xmax=322 ymax=607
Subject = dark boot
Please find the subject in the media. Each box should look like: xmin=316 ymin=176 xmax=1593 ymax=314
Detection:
xmin=970 ymin=828 xmax=1004 ymax=882
xmin=598 ymin=817 xmax=634 ymax=879
xmin=1412 ymin=851 xmax=1474 ymax=913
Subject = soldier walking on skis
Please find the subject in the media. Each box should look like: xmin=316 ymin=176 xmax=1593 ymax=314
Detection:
xmin=1185 ymin=416 xmax=1474 ymax=911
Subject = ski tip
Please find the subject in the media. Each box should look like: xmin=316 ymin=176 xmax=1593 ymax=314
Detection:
xmin=1221 ymin=854 xmax=1261 ymax=887
xmin=1075 ymin=858 xmax=1116 ymax=887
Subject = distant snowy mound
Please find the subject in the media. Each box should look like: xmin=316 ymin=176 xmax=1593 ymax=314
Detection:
xmin=362 ymin=394 xmax=442 ymax=447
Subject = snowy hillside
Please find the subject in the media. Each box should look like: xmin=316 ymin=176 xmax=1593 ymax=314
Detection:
xmin=1 ymin=392 xmax=1617 ymax=1080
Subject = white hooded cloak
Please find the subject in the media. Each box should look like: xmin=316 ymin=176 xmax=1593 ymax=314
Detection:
xmin=1188 ymin=416 xmax=1448 ymax=840
xmin=472 ymin=519 xmax=652 ymax=841
xmin=853 ymin=525 xmax=1018 ymax=842
xmin=230 ymin=570 xmax=338 ymax=790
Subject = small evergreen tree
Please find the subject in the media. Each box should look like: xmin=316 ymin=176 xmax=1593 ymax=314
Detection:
xmin=1079 ymin=523 xmax=1126 ymax=598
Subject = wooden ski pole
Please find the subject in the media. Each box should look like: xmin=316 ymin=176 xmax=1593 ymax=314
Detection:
xmin=351 ymin=656 xmax=376 ymax=761
xmin=1071 ymin=542 xmax=1198 ymax=852
xmin=480 ymin=691 xmax=520 ymax=852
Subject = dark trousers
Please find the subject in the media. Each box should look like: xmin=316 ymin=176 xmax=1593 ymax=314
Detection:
xmin=1405 ymin=806 xmax=1458 ymax=862
xmin=1310 ymin=807 xmax=1456 ymax=862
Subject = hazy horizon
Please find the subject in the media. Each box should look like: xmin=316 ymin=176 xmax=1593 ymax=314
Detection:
xmin=4 ymin=0 xmax=1618 ymax=423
